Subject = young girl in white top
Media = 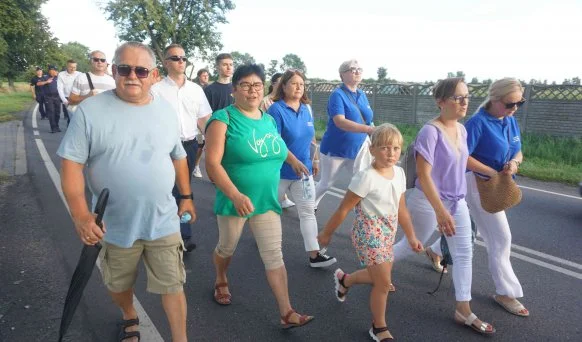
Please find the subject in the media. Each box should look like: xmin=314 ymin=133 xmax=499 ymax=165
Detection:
xmin=318 ymin=123 xmax=423 ymax=341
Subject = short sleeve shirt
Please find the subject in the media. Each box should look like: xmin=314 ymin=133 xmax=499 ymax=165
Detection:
xmin=30 ymin=75 xmax=48 ymax=96
xmin=70 ymin=72 xmax=115 ymax=96
xmin=349 ymin=165 xmax=406 ymax=218
xmin=414 ymin=122 xmax=468 ymax=200
xmin=205 ymin=105 xmax=288 ymax=217
xmin=465 ymin=107 xmax=522 ymax=172
xmin=267 ymin=100 xmax=314 ymax=180
xmin=320 ymin=85 xmax=373 ymax=159
xmin=57 ymin=91 xmax=187 ymax=248
xmin=152 ymin=77 xmax=212 ymax=140
xmin=204 ymin=82 xmax=234 ymax=112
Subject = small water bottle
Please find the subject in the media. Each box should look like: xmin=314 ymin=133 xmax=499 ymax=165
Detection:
xmin=301 ymin=174 xmax=312 ymax=200
xmin=180 ymin=213 xmax=191 ymax=223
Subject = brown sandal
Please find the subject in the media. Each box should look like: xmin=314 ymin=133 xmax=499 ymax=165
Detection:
xmin=213 ymin=282 xmax=231 ymax=305
xmin=280 ymin=309 xmax=314 ymax=329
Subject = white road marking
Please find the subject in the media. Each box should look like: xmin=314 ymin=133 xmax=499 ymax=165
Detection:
xmin=475 ymin=241 xmax=582 ymax=280
xmin=519 ymin=185 xmax=582 ymax=201
xmin=33 ymin=130 xmax=39 ymax=136
xmin=31 ymin=105 xmax=164 ymax=341
xmin=32 ymin=104 xmax=38 ymax=129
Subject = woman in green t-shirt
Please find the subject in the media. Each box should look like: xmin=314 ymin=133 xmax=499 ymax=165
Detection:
xmin=205 ymin=64 xmax=314 ymax=329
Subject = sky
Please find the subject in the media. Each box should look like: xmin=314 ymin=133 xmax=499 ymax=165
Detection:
xmin=41 ymin=0 xmax=582 ymax=83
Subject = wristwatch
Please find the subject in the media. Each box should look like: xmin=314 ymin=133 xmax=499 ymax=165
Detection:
xmin=178 ymin=193 xmax=193 ymax=200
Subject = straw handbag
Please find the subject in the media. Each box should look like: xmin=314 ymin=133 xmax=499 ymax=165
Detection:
xmin=475 ymin=173 xmax=522 ymax=213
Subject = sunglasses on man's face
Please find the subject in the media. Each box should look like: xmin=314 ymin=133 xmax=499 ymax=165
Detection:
xmin=116 ymin=64 xmax=150 ymax=78
xmin=166 ymin=56 xmax=188 ymax=63
xmin=504 ymin=99 xmax=526 ymax=109
xmin=92 ymin=57 xmax=106 ymax=63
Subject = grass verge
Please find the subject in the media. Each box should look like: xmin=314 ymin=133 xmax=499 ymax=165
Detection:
xmin=314 ymin=120 xmax=581 ymax=185
xmin=0 ymin=82 xmax=33 ymax=123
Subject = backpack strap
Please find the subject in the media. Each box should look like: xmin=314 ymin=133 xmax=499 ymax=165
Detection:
xmin=340 ymin=87 xmax=368 ymax=126
xmin=86 ymin=72 xmax=94 ymax=91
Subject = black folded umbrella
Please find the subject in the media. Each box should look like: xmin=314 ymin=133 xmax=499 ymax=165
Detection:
xmin=58 ymin=188 xmax=109 ymax=342
xmin=428 ymin=219 xmax=477 ymax=295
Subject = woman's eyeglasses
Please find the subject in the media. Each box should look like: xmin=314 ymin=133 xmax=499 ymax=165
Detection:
xmin=166 ymin=56 xmax=188 ymax=63
xmin=449 ymin=95 xmax=471 ymax=104
xmin=92 ymin=57 xmax=106 ymax=63
xmin=237 ymin=82 xmax=264 ymax=92
xmin=347 ymin=67 xmax=363 ymax=74
xmin=504 ymin=99 xmax=526 ymax=109
xmin=116 ymin=65 xmax=150 ymax=78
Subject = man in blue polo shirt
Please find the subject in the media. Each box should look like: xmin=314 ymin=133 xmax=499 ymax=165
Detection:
xmin=42 ymin=65 xmax=63 ymax=133
xmin=30 ymin=67 xmax=48 ymax=120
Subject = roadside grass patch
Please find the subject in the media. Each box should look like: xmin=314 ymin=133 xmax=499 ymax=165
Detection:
xmin=0 ymin=82 xmax=33 ymax=123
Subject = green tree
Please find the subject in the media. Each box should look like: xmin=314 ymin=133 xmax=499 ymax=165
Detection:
xmin=230 ymin=51 xmax=255 ymax=67
xmin=267 ymin=59 xmax=278 ymax=78
xmin=572 ymin=77 xmax=581 ymax=85
xmin=103 ymin=0 xmax=236 ymax=64
xmin=470 ymin=77 xmax=479 ymax=84
xmin=60 ymin=42 xmax=91 ymax=72
xmin=0 ymin=0 xmax=58 ymax=87
xmin=377 ymin=67 xmax=387 ymax=82
xmin=279 ymin=53 xmax=306 ymax=74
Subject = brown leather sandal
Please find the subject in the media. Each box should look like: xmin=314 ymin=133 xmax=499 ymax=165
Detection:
xmin=280 ymin=309 xmax=314 ymax=329
xmin=213 ymin=282 xmax=231 ymax=305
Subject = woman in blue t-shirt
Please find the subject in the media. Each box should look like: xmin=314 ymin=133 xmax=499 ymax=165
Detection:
xmin=267 ymin=69 xmax=337 ymax=269
xmin=464 ymin=77 xmax=529 ymax=317
xmin=314 ymin=60 xmax=374 ymax=209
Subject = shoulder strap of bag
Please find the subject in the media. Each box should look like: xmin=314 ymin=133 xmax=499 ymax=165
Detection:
xmin=86 ymin=73 xmax=94 ymax=91
xmin=340 ymin=87 xmax=367 ymax=125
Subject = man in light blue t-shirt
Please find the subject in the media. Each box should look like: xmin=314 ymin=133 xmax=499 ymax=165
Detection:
xmin=58 ymin=42 xmax=194 ymax=342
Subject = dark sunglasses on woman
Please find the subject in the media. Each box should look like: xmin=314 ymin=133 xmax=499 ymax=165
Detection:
xmin=504 ymin=99 xmax=526 ymax=109
xmin=116 ymin=64 xmax=150 ymax=78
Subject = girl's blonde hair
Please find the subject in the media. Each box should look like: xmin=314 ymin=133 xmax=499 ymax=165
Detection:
xmin=479 ymin=77 xmax=524 ymax=111
xmin=370 ymin=123 xmax=403 ymax=147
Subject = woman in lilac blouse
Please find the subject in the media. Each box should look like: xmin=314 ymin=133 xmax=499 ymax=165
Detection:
xmin=393 ymin=78 xmax=495 ymax=335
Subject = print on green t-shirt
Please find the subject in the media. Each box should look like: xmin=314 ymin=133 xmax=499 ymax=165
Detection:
xmin=206 ymin=105 xmax=288 ymax=217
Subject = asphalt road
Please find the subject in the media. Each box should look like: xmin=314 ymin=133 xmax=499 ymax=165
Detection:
xmin=1 ymin=106 xmax=581 ymax=341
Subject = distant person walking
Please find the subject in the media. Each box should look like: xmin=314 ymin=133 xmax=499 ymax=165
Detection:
xmin=152 ymin=43 xmax=212 ymax=252
xmin=191 ymin=68 xmax=212 ymax=178
xmin=318 ymin=124 xmax=423 ymax=341
xmin=57 ymin=59 xmax=81 ymax=125
xmin=58 ymin=42 xmax=194 ymax=342
xmin=205 ymin=64 xmax=314 ymax=329
xmin=267 ymin=69 xmax=336 ymax=268
xmin=196 ymin=68 xmax=210 ymax=88
xmin=204 ymin=53 xmax=234 ymax=112
xmin=314 ymin=60 xmax=374 ymax=210
xmin=68 ymin=50 xmax=115 ymax=106
xmin=262 ymin=72 xmax=295 ymax=209
xmin=43 ymin=65 xmax=63 ymax=133
xmin=463 ymin=77 xmax=529 ymax=317
xmin=30 ymin=67 xmax=47 ymax=120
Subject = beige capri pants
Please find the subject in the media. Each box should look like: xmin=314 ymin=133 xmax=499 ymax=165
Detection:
xmin=215 ymin=210 xmax=284 ymax=270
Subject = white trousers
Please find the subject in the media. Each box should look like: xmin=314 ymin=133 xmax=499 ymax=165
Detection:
xmin=314 ymin=153 xmax=354 ymax=208
xmin=279 ymin=176 xmax=319 ymax=252
xmin=395 ymin=188 xmax=473 ymax=301
xmin=465 ymin=172 xmax=524 ymax=298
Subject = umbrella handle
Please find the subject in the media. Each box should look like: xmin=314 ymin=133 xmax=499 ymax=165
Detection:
xmin=94 ymin=188 xmax=110 ymax=231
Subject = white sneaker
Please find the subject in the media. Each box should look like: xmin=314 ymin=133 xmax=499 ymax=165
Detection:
xmin=192 ymin=166 xmax=202 ymax=178
xmin=280 ymin=198 xmax=295 ymax=209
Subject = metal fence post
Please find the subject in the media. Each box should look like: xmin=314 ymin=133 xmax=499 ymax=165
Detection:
xmin=522 ymin=84 xmax=532 ymax=134
xmin=411 ymin=85 xmax=418 ymax=125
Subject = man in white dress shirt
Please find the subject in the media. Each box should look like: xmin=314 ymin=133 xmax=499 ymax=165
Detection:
xmin=57 ymin=59 xmax=81 ymax=125
xmin=152 ymin=43 xmax=212 ymax=252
